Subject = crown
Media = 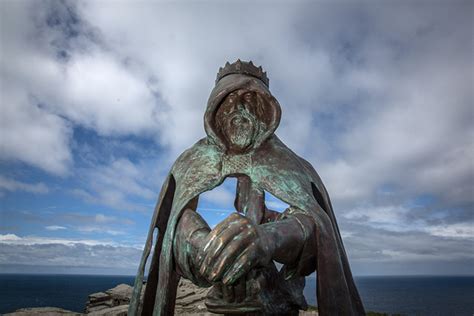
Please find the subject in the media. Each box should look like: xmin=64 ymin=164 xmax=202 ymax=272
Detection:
xmin=216 ymin=59 xmax=269 ymax=87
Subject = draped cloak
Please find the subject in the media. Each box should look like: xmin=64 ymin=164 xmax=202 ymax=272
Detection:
xmin=128 ymin=74 xmax=365 ymax=316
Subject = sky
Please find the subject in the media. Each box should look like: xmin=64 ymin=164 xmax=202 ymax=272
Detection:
xmin=0 ymin=0 xmax=472 ymax=276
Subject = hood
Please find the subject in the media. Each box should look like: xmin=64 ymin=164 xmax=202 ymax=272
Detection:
xmin=204 ymin=73 xmax=282 ymax=152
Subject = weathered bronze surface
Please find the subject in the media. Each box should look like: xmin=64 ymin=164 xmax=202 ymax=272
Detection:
xmin=129 ymin=60 xmax=365 ymax=316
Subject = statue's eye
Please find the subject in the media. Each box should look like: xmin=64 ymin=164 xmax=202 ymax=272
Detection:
xmin=244 ymin=93 xmax=252 ymax=100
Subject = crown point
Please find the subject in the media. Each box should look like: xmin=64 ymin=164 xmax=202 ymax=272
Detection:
xmin=216 ymin=60 xmax=269 ymax=87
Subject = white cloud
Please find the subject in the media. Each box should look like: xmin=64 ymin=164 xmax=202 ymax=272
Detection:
xmin=310 ymin=4 xmax=474 ymax=212
xmin=0 ymin=234 xmax=141 ymax=269
xmin=0 ymin=81 xmax=73 ymax=175
xmin=47 ymin=50 xmax=159 ymax=137
xmin=84 ymin=158 xmax=155 ymax=198
xmin=0 ymin=0 xmax=472 ymax=274
xmin=2 ymin=1 xmax=470 ymax=208
xmin=45 ymin=225 xmax=67 ymax=231
xmin=344 ymin=205 xmax=408 ymax=228
xmin=200 ymin=185 xmax=235 ymax=207
xmin=76 ymin=225 xmax=124 ymax=236
xmin=34 ymin=212 xmax=136 ymax=237
xmin=0 ymin=233 xmax=116 ymax=247
xmin=73 ymin=157 xmax=163 ymax=212
xmin=426 ymin=223 xmax=474 ymax=239
xmin=0 ymin=2 xmax=73 ymax=175
xmin=343 ymin=225 xmax=473 ymax=266
xmin=0 ymin=234 xmax=21 ymax=241
xmin=77 ymin=1 xmax=334 ymax=156
xmin=77 ymin=0 xmax=473 ymax=214
xmin=56 ymin=211 xmax=135 ymax=226
xmin=0 ymin=1 xmax=161 ymax=175
xmin=95 ymin=213 xmax=116 ymax=223
xmin=0 ymin=176 xmax=49 ymax=194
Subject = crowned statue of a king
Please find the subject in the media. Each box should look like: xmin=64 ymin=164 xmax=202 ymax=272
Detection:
xmin=129 ymin=60 xmax=365 ymax=316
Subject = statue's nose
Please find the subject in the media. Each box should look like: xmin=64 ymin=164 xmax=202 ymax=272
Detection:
xmin=229 ymin=102 xmax=244 ymax=113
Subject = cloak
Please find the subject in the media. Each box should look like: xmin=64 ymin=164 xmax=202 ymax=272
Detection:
xmin=129 ymin=73 xmax=365 ymax=315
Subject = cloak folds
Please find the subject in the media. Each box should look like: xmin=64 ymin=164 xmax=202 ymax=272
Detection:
xmin=128 ymin=74 xmax=365 ymax=316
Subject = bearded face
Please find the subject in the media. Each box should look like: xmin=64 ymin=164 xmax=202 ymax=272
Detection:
xmin=216 ymin=90 xmax=262 ymax=153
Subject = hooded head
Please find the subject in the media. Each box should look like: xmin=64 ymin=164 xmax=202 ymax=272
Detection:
xmin=204 ymin=60 xmax=282 ymax=154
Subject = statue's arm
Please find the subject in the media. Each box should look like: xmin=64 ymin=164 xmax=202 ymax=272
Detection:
xmin=194 ymin=208 xmax=317 ymax=285
xmin=261 ymin=208 xmax=316 ymax=268
xmin=261 ymin=207 xmax=317 ymax=277
xmin=173 ymin=208 xmax=211 ymax=287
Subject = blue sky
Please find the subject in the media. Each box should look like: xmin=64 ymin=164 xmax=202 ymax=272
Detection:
xmin=0 ymin=0 xmax=472 ymax=276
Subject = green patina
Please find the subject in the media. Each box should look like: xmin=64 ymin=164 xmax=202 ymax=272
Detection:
xmin=129 ymin=61 xmax=365 ymax=316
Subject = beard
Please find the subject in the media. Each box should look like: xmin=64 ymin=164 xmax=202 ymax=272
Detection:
xmin=227 ymin=125 xmax=254 ymax=149
xmin=223 ymin=110 xmax=257 ymax=152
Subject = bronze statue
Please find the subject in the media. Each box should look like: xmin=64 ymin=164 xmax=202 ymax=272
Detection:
xmin=129 ymin=60 xmax=365 ymax=315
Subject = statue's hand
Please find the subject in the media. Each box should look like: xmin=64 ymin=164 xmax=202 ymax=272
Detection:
xmin=196 ymin=212 xmax=274 ymax=285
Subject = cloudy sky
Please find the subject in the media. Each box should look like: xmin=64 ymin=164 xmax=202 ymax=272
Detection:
xmin=0 ymin=0 xmax=472 ymax=276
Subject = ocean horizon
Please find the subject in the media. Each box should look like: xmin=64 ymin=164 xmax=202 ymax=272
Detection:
xmin=0 ymin=274 xmax=473 ymax=315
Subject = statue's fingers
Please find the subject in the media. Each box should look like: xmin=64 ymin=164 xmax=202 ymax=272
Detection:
xmin=201 ymin=213 xmax=247 ymax=253
xmin=196 ymin=213 xmax=245 ymax=265
xmin=222 ymin=242 xmax=258 ymax=285
xmin=199 ymin=218 xmax=250 ymax=277
xmin=211 ymin=212 xmax=245 ymax=237
xmin=207 ymin=228 xmax=256 ymax=282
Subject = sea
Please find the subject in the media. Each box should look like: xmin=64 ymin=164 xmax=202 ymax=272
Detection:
xmin=0 ymin=274 xmax=473 ymax=315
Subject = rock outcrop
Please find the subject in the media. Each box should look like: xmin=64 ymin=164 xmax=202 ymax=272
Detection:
xmin=174 ymin=279 xmax=211 ymax=315
xmin=4 ymin=307 xmax=82 ymax=316
xmin=86 ymin=284 xmax=134 ymax=314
